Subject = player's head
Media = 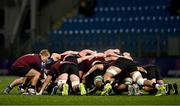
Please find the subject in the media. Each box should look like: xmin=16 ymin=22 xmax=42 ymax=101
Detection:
xmin=122 ymin=52 xmax=133 ymax=60
xmin=113 ymin=49 xmax=120 ymax=54
xmin=39 ymin=49 xmax=50 ymax=62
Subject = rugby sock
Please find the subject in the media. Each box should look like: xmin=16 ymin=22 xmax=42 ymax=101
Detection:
xmin=165 ymin=83 xmax=172 ymax=95
xmin=152 ymin=83 xmax=159 ymax=89
xmin=8 ymin=85 xmax=13 ymax=89
xmin=22 ymin=84 xmax=27 ymax=89
xmin=172 ymin=83 xmax=178 ymax=95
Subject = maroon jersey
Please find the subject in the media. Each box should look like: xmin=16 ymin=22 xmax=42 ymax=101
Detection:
xmin=47 ymin=61 xmax=62 ymax=78
xmin=47 ymin=60 xmax=78 ymax=79
xmin=11 ymin=54 xmax=43 ymax=72
xmin=60 ymin=54 xmax=66 ymax=61
xmin=60 ymin=54 xmax=80 ymax=62
xmin=78 ymin=57 xmax=105 ymax=73
xmin=89 ymin=57 xmax=105 ymax=66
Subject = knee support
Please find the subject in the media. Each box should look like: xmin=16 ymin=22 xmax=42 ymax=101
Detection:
xmin=106 ymin=69 xmax=118 ymax=76
xmin=132 ymin=71 xmax=142 ymax=82
xmin=124 ymin=77 xmax=133 ymax=85
xmin=132 ymin=71 xmax=145 ymax=86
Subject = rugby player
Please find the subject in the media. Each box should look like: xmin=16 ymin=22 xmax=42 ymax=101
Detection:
xmin=138 ymin=64 xmax=178 ymax=95
xmin=101 ymin=52 xmax=166 ymax=96
xmin=37 ymin=54 xmax=95 ymax=95
xmin=4 ymin=49 xmax=50 ymax=95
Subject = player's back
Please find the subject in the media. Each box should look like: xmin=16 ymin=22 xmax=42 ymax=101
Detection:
xmin=12 ymin=54 xmax=42 ymax=70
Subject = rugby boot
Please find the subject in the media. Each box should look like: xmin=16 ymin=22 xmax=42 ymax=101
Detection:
xmin=51 ymin=85 xmax=58 ymax=95
xmin=165 ymin=83 xmax=172 ymax=95
xmin=128 ymin=85 xmax=134 ymax=95
xmin=155 ymin=84 xmax=166 ymax=96
xmin=3 ymin=86 xmax=12 ymax=94
xmin=101 ymin=83 xmax=112 ymax=96
xmin=172 ymin=82 xmax=178 ymax=95
xmin=133 ymin=84 xmax=141 ymax=96
xmin=18 ymin=84 xmax=25 ymax=94
xmin=79 ymin=83 xmax=87 ymax=95
xmin=28 ymin=88 xmax=36 ymax=95
xmin=62 ymin=83 xmax=69 ymax=96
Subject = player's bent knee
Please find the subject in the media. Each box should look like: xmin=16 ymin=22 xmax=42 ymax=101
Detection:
xmin=124 ymin=77 xmax=133 ymax=85
xmin=132 ymin=71 xmax=142 ymax=82
xmin=137 ymin=78 xmax=145 ymax=86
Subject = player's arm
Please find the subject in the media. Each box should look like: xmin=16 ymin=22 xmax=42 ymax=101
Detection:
xmin=37 ymin=75 xmax=52 ymax=95
xmin=79 ymin=49 xmax=96 ymax=57
xmin=76 ymin=55 xmax=95 ymax=63
xmin=83 ymin=64 xmax=104 ymax=78
xmin=105 ymin=56 xmax=119 ymax=62
xmin=61 ymin=50 xmax=79 ymax=56
xmin=46 ymin=53 xmax=61 ymax=65
xmin=51 ymin=53 xmax=61 ymax=61
xmin=137 ymin=66 xmax=147 ymax=73
xmin=122 ymin=52 xmax=133 ymax=61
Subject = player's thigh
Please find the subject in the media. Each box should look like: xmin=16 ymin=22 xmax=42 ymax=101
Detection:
xmin=26 ymin=68 xmax=40 ymax=77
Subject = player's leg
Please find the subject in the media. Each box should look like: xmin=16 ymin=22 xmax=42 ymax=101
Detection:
xmin=130 ymin=71 xmax=165 ymax=96
xmin=120 ymin=77 xmax=133 ymax=95
xmin=101 ymin=66 xmax=122 ymax=96
xmin=3 ymin=77 xmax=24 ymax=94
xmin=87 ymin=69 xmax=105 ymax=95
xmin=69 ymin=64 xmax=86 ymax=96
xmin=51 ymin=63 xmax=71 ymax=95
xmin=143 ymin=86 xmax=157 ymax=94
xmin=172 ymin=82 xmax=178 ymax=95
xmin=25 ymin=68 xmax=41 ymax=94
xmin=18 ymin=77 xmax=31 ymax=94
xmin=9 ymin=67 xmax=37 ymax=94
xmin=51 ymin=73 xmax=68 ymax=95
xmin=70 ymin=74 xmax=84 ymax=95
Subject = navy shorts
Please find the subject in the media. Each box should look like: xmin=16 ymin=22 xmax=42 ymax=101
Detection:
xmin=11 ymin=67 xmax=30 ymax=77
xmin=112 ymin=57 xmax=138 ymax=75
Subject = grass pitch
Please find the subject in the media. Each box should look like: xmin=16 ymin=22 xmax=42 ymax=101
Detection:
xmin=0 ymin=76 xmax=180 ymax=105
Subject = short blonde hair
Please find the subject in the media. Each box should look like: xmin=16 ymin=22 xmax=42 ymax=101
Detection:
xmin=39 ymin=49 xmax=50 ymax=56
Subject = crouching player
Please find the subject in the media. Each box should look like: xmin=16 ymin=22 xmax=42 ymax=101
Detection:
xmin=138 ymin=64 xmax=178 ymax=95
xmin=101 ymin=53 xmax=166 ymax=96
xmin=82 ymin=61 xmax=108 ymax=95
xmin=4 ymin=49 xmax=50 ymax=95
xmin=37 ymin=55 xmax=95 ymax=96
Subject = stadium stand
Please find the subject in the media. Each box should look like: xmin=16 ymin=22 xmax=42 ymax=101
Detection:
xmin=48 ymin=0 xmax=180 ymax=56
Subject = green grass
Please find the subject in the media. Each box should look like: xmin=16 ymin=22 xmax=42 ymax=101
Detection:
xmin=0 ymin=76 xmax=180 ymax=105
